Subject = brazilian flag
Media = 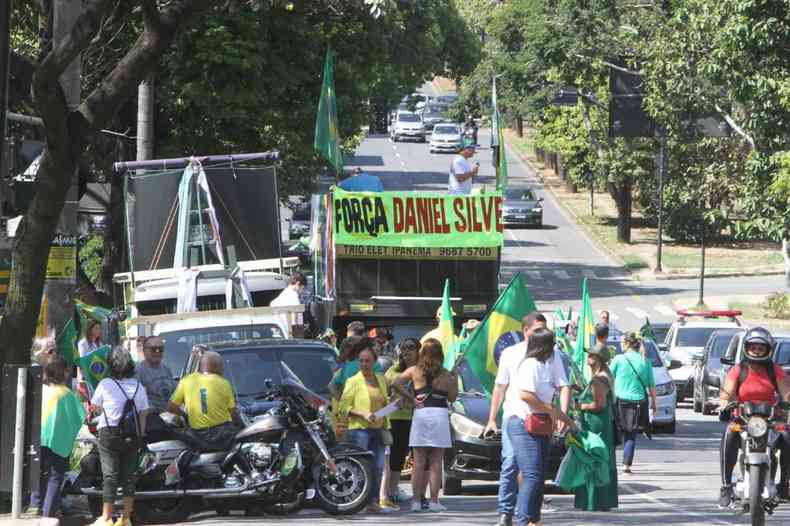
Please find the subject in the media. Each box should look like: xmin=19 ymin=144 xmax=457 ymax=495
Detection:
xmin=77 ymin=345 xmax=112 ymax=390
xmin=460 ymin=273 xmax=537 ymax=395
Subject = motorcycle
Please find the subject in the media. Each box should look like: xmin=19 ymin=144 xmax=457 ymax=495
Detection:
xmin=724 ymin=400 xmax=790 ymax=525
xmin=73 ymin=368 xmax=374 ymax=522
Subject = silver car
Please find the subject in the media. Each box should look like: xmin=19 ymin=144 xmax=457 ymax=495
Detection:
xmin=390 ymin=112 xmax=426 ymax=142
xmin=429 ymin=123 xmax=462 ymax=153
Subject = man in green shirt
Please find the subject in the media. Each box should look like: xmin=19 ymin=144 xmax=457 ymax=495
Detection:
xmin=610 ymin=333 xmax=657 ymax=473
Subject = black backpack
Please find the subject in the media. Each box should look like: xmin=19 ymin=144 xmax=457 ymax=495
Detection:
xmin=108 ymin=379 xmax=141 ymax=440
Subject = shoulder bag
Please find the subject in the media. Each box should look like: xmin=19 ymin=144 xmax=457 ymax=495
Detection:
xmin=620 ymin=355 xmax=652 ymax=437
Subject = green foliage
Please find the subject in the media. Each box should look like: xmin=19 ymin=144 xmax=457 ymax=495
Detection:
xmin=78 ymin=235 xmax=104 ymax=289
xmin=763 ymin=292 xmax=790 ymax=320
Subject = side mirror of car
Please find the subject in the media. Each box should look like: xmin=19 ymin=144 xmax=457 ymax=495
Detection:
xmin=719 ymin=356 xmax=735 ymax=366
xmin=668 ymin=360 xmax=684 ymax=370
xmin=658 ymin=343 xmax=669 ymax=353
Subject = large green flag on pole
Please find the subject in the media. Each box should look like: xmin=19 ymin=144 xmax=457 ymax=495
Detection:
xmin=491 ymin=77 xmax=508 ymax=190
xmin=314 ymin=47 xmax=343 ymax=175
xmin=640 ymin=317 xmax=658 ymax=341
xmin=461 ymin=273 xmax=537 ymax=395
xmin=439 ymin=279 xmax=458 ymax=370
xmin=573 ymin=278 xmax=595 ymax=373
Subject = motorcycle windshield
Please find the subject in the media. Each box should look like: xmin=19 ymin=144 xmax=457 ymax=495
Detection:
xmin=280 ymin=363 xmax=329 ymax=410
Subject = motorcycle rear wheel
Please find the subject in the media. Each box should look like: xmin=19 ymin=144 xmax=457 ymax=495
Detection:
xmin=314 ymin=456 xmax=374 ymax=515
xmin=749 ymin=464 xmax=766 ymax=526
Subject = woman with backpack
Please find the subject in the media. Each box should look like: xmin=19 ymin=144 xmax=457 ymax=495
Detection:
xmin=718 ymin=327 xmax=790 ymax=508
xmin=89 ymin=348 xmax=149 ymax=526
xmin=610 ymin=332 xmax=657 ymax=475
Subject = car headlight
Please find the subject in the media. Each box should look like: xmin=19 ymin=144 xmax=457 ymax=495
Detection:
xmin=747 ymin=416 xmax=768 ymax=438
xmin=655 ymin=382 xmax=675 ymax=396
xmin=450 ymin=412 xmax=485 ymax=438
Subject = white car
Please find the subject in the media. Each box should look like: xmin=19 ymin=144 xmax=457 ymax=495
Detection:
xmin=429 ymin=123 xmax=462 ymax=153
xmin=390 ymin=111 xmax=426 ymax=142
xmin=661 ymin=311 xmax=742 ymax=403
xmin=643 ymin=339 xmax=679 ymax=433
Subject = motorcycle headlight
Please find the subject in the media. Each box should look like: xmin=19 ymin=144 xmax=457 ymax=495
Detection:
xmin=747 ymin=416 xmax=768 ymax=438
xmin=450 ymin=412 xmax=485 ymax=438
xmin=655 ymin=382 xmax=675 ymax=396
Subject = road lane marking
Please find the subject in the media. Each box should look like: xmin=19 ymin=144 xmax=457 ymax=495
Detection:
xmin=626 ymin=307 xmax=649 ymax=320
xmin=554 ymin=270 xmax=571 ymax=280
xmin=655 ymin=304 xmax=676 ymax=317
xmin=620 ymin=482 xmax=733 ymax=526
xmin=395 ymin=152 xmax=401 ymax=158
xmin=607 ymin=311 xmax=620 ymax=321
xmin=526 ymin=271 xmax=541 ymax=282
xmin=583 ymin=270 xmax=597 ymax=279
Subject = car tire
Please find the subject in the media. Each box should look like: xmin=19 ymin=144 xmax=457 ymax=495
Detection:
xmin=693 ymin=384 xmax=702 ymax=413
xmin=702 ymin=383 xmax=713 ymax=415
xmin=665 ymin=419 xmax=676 ymax=434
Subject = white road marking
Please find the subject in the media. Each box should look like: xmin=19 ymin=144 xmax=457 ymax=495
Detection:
xmin=554 ymin=270 xmax=571 ymax=280
xmin=620 ymin=482 xmax=733 ymax=526
xmin=395 ymin=152 xmax=401 ymax=158
xmin=626 ymin=307 xmax=650 ymax=320
xmin=526 ymin=271 xmax=541 ymax=282
xmin=583 ymin=270 xmax=597 ymax=279
xmin=655 ymin=304 xmax=676 ymax=317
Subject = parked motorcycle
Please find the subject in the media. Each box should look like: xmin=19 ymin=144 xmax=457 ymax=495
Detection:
xmin=73 ymin=367 xmax=374 ymax=522
xmin=724 ymin=400 xmax=790 ymax=525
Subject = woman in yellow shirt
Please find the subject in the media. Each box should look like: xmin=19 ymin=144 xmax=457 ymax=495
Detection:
xmin=339 ymin=339 xmax=393 ymax=514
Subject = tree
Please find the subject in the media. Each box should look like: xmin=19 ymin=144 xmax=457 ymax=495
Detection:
xmin=0 ymin=0 xmax=214 ymax=365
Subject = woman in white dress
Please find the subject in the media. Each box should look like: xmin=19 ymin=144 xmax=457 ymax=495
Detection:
xmin=78 ymin=320 xmax=103 ymax=358
xmin=394 ymin=339 xmax=457 ymax=512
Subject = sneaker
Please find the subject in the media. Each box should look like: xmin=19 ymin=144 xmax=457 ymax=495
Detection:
xmin=89 ymin=518 xmax=113 ymax=526
xmin=428 ymin=501 xmax=447 ymax=512
xmin=421 ymin=497 xmax=429 ymax=511
xmin=623 ymin=466 xmax=632 ymax=474
xmin=719 ymin=485 xmax=733 ymax=509
xmin=379 ymin=498 xmax=399 ymax=511
xmin=411 ymin=501 xmax=423 ymax=512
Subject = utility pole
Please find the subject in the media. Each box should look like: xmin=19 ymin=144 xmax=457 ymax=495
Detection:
xmin=655 ymin=129 xmax=667 ymax=273
xmin=136 ymin=74 xmax=155 ymax=161
xmin=697 ymin=219 xmax=706 ymax=308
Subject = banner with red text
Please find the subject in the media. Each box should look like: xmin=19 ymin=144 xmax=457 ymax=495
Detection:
xmin=332 ymin=188 xmax=503 ymax=247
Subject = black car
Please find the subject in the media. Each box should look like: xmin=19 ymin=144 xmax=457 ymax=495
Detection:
xmin=502 ymin=188 xmax=543 ymax=228
xmin=182 ymin=339 xmax=338 ymax=416
xmin=442 ymin=361 xmax=565 ymax=495
xmin=692 ymin=328 xmax=741 ymax=415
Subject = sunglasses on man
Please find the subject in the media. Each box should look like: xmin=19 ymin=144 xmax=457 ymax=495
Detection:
xmin=145 ymin=346 xmax=165 ymax=353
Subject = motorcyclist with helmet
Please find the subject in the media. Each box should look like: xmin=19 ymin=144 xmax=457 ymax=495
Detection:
xmin=718 ymin=327 xmax=790 ymax=507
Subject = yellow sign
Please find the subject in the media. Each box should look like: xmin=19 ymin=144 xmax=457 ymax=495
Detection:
xmin=46 ymin=234 xmax=77 ymax=281
xmin=336 ymin=244 xmax=498 ymax=261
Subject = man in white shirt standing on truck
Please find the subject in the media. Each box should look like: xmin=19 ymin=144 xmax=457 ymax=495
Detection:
xmin=448 ymin=144 xmax=479 ymax=195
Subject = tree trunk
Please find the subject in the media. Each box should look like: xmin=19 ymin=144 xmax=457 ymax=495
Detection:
xmin=516 ymin=115 xmax=523 ymax=138
xmin=783 ymin=238 xmax=790 ymax=288
xmin=608 ymin=177 xmax=633 ymax=243
xmin=99 ymin=137 xmax=128 ymax=297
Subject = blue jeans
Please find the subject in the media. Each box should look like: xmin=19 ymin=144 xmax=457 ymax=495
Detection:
xmin=507 ymin=416 xmax=550 ymax=525
xmin=30 ymin=447 xmax=68 ymax=517
xmin=623 ymin=430 xmax=637 ymax=466
xmin=497 ymin=416 xmax=518 ymax=516
xmin=348 ymin=428 xmax=386 ymax=504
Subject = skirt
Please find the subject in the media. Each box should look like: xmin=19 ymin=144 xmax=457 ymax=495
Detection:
xmin=409 ymin=407 xmax=451 ymax=448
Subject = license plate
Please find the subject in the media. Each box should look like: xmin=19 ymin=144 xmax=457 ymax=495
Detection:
xmin=516 ymin=215 xmax=526 ymax=219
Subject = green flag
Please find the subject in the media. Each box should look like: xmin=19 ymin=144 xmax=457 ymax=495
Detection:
xmin=75 ymin=299 xmax=111 ymax=326
xmin=573 ymin=278 xmax=595 ymax=372
xmin=556 ymin=430 xmax=611 ymax=491
xmin=495 ymin=109 xmax=507 ymax=190
xmin=77 ymin=345 xmax=112 ymax=390
xmin=314 ymin=47 xmax=343 ymax=174
xmin=41 ymin=385 xmax=86 ymax=458
xmin=640 ymin=317 xmax=657 ymax=341
xmin=439 ymin=279 xmax=458 ymax=370
xmin=461 ymin=273 xmax=537 ymax=395
xmin=56 ymin=318 xmax=79 ymax=365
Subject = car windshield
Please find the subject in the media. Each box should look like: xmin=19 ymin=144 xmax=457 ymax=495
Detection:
xmin=433 ymin=125 xmax=459 ymax=134
xmin=399 ymin=113 xmax=421 ymax=123
xmin=159 ymin=324 xmax=284 ymax=376
xmin=291 ymin=205 xmax=310 ymax=221
xmin=654 ymin=327 xmax=670 ymax=344
xmin=220 ymin=346 xmax=337 ymax=398
xmin=774 ymin=341 xmax=790 ymax=365
xmin=457 ymin=360 xmax=486 ymax=395
xmin=710 ymin=333 xmax=735 ymax=359
xmin=676 ymin=327 xmax=720 ymax=347
xmin=505 ymin=189 xmax=537 ymax=201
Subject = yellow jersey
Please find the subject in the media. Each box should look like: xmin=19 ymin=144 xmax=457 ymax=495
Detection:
xmin=171 ymin=373 xmax=236 ymax=430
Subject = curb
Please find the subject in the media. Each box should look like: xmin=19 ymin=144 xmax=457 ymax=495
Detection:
xmin=634 ymin=269 xmax=787 ymax=281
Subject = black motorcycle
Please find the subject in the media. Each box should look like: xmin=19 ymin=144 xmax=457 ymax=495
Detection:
xmin=74 ymin=369 xmax=374 ymax=522
xmin=723 ymin=400 xmax=790 ymax=525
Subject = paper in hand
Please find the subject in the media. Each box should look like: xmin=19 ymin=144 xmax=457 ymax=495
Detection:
xmin=373 ymin=400 xmax=401 ymax=419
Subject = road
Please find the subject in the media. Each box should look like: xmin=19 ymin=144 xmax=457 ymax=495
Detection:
xmin=344 ymin=125 xmax=787 ymax=332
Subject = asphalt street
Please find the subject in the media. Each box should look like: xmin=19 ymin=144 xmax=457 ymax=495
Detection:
xmin=344 ymin=126 xmax=787 ymax=332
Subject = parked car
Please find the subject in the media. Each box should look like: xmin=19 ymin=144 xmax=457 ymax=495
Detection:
xmin=390 ymin=112 xmax=426 ymax=142
xmin=660 ymin=310 xmax=742 ymax=403
xmin=442 ymin=360 xmax=565 ymax=495
xmin=692 ymin=328 xmax=742 ymax=415
xmin=436 ymin=93 xmax=458 ymax=105
xmin=429 ymin=123 xmax=462 ymax=153
xmin=720 ymin=330 xmax=790 ymax=381
xmin=182 ymin=339 xmax=338 ymax=410
xmin=641 ymin=339 xmax=680 ymax=433
xmin=502 ymin=188 xmax=544 ymax=227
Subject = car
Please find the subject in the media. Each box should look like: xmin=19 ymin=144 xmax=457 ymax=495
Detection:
xmin=502 ymin=188 xmax=544 ymax=227
xmin=421 ymin=104 xmax=450 ymax=131
xmin=390 ymin=112 xmax=426 ymax=142
xmin=288 ymin=202 xmax=311 ymax=239
xmin=720 ymin=330 xmax=790 ymax=379
xmin=182 ymin=339 xmax=338 ymax=415
xmin=661 ymin=310 xmax=742 ymax=403
xmin=642 ymin=339 xmax=680 ymax=433
xmin=442 ymin=360 xmax=566 ymax=495
xmin=651 ymin=322 xmax=671 ymax=345
xmin=692 ymin=328 xmax=742 ymax=415
xmin=429 ymin=123 xmax=462 ymax=153
xmin=436 ymin=94 xmax=458 ymax=105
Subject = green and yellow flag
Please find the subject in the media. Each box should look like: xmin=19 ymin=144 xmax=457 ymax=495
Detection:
xmin=640 ymin=317 xmax=657 ymax=341
xmin=461 ymin=273 xmax=537 ymax=395
xmin=439 ymin=279 xmax=458 ymax=369
xmin=41 ymin=384 xmax=86 ymax=458
xmin=314 ymin=47 xmax=343 ymax=175
xmin=56 ymin=318 xmax=79 ymax=365
xmin=572 ymin=278 xmax=595 ymax=372
xmin=75 ymin=299 xmax=111 ymax=328
xmin=77 ymin=345 xmax=112 ymax=390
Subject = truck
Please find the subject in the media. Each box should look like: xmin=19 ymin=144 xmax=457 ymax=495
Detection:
xmin=310 ymin=187 xmax=503 ymax=342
